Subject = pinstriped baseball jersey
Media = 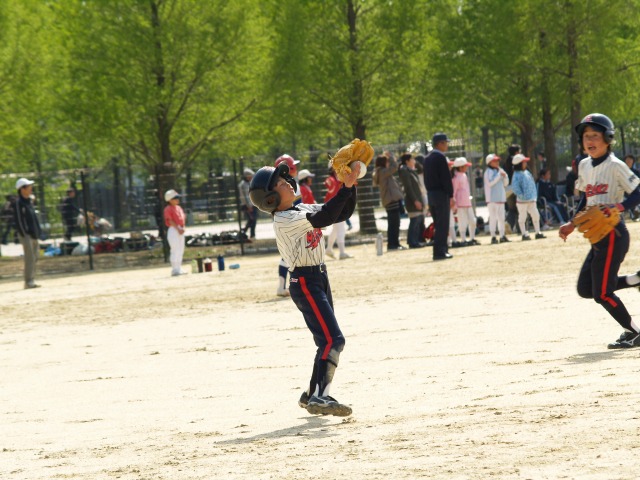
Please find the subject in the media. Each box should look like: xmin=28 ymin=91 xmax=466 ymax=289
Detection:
xmin=274 ymin=204 xmax=325 ymax=270
xmin=577 ymin=153 xmax=640 ymax=206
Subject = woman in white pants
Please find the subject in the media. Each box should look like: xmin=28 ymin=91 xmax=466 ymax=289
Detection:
xmin=483 ymin=154 xmax=510 ymax=244
xmin=326 ymin=221 xmax=350 ymax=259
xmin=164 ymin=189 xmax=187 ymax=276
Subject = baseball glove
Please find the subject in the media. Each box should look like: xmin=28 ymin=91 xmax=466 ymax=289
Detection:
xmin=329 ymin=139 xmax=374 ymax=182
xmin=572 ymin=205 xmax=621 ymax=244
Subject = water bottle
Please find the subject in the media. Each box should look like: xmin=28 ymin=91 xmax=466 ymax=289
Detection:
xmin=376 ymin=232 xmax=384 ymax=256
xmin=217 ymin=254 xmax=225 ymax=271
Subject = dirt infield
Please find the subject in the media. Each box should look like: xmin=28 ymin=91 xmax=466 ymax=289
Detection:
xmin=2 ymin=226 xmax=640 ymax=480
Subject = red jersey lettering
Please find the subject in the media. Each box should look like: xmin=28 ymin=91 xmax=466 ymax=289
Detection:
xmin=306 ymin=228 xmax=323 ymax=249
xmin=585 ymin=183 xmax=609 ymax=197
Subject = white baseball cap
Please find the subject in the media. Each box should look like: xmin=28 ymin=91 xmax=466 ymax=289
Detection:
xmin=298 ymin=169 xmax=315 ymax=181
xmin=452 ymin=157 xmax=471 ymax=168
xmin=485 ymin=153 xmax=500 ymax=163
xmin=512 ymin=154 xmax=530 ymax=165
xmin=16 ymin=178 xmax=35 ymax=190
xmin=164 ymin=189 xmax=181 ymax=202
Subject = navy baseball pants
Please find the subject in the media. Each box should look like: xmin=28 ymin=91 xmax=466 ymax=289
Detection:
xmin=289 ymin=264 xmax=345 ymax=397
xmin=576 ymin=223 xmax=636 ymax=331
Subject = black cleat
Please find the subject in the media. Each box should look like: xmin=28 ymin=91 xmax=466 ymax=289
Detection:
xmin=535 ymin=232 xmax=546 ymax=239
xmin=499 ymin=236 xmax=510 ymax=243
xmin=305 ymin=395 xmax=352 ymax=416
xmin=491 ymin=237 xmax=499 ymax=245
xmin=607 ymin=331 xmax=640 ymax=349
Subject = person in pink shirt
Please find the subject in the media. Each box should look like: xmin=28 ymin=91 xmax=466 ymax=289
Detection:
xmin=451 ymin=157 xmax=479 ymax=245
xmin=164 ymin=189 xmax=187 ymax=276
xmin=298 ymin=169 xmax=317 ymax=204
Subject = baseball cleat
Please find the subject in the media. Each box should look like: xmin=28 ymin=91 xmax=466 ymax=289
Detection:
xmin=499 ymin=236 xmax=510 ymax=243
xmin=535 ymin=232 xmax=546 ymax=239
xmin=276 ymin=288 xmax=290 ymax=297
xmin=305 ymin=395 xmax=352 ymax=416
xmin=607 ymin=331 xmax=640 ymax=349
xmin=491 ymin=237 xmax=499 ymax=245
xmin=298 ymin=391 xmax=309 ymax=408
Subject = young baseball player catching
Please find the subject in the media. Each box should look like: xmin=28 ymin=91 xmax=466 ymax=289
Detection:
xmin=559 ymin=113 xmax=640 ymax=349
xmin=248 ymin=140 xmax=372 ymax=416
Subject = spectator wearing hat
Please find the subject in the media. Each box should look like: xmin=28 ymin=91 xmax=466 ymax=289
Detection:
xmin=451 ymin=157 xmax=479 ymax=246
xmin=423 ymin=133 xmax=454 ymax=260
xmin=483 ymin=153 xmax=509 ymax=244
xmin=239 ymin=167 xmax=257 ymax=239
xmin=398 ymin=153 xmax=426 ymax=248
xmin=511 ymin=154 xmax=545 ymax=241
xmin=298 ymin=169 xmax=317 ymax=204
xmin=62 ymin=188 xmax=81 ymax=241
xmin=164 ymin=189 xmax=187 ymax=276
xmin=13 ymin=178 xmax=41 ymax=288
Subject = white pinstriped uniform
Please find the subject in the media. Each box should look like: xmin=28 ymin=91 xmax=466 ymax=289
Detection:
xmin=274 ymin=204 xmax=325 ymax=270
xmin=577 ymin=153 xmax=640 ymax=207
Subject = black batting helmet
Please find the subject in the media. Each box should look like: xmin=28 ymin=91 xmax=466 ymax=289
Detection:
xmin=575 ymin=113 xmax=615 ymax=144
xmin=249 ymin=164 xmax=296 ymax=214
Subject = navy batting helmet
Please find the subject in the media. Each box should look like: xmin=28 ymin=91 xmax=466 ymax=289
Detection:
xmin=575 ymin=113 xmax=615 ymax=144
xmin=249 ymin=164 xmax=296 ymax=214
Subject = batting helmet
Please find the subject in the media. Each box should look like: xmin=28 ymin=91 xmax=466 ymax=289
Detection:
xmin=274 ymin=154 xmax=300 ymax=171
xmin=249 ymin=164 xmax=296 ymax=214
xmin=575 ymin=113 xmax=615 ymax=144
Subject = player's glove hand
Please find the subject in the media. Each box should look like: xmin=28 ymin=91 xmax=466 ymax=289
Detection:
xmin=329 ymin=139 xmax=374 ymax=182
xmin=572 ymin=204 xmax=621 ymax=244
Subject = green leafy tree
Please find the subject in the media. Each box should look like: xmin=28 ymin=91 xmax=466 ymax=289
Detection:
xmin=266 ymin=0 xmax=431 ymax=233
xmin=55 ymin=0 xmax=268 ymax=195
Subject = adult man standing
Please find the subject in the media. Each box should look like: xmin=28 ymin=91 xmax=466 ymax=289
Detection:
xmin=423 ymin=132 xmax=454 ymax=260
xmin=13 ymin=178 xmax=42 ymax=289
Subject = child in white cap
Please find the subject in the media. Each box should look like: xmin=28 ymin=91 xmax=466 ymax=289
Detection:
xmin=164 ymin=189 xmax=187 ymax=276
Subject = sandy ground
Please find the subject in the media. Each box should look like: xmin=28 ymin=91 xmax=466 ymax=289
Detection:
xmin=2 ymin=224 xmax=640 ymax=480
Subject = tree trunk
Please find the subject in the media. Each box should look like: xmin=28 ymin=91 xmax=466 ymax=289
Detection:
xmin=150 ymin=0 xmax=175 ymax=195
xmin=347 ymin=0 xmax=377 ymax=234
xmin=567 ymin=16 xmax=581 ymax=158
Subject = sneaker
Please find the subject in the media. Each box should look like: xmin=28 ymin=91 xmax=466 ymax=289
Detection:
xmin=499 ymin=236 xmax=510 ymax=243
xmin=607 ymin=331 xmax=640 ymax=349
xmin=535 ymin=232 xmax=546 ymax=239
xmin=276 ymin=288 xmax=290 ymax=297
xmin=325 ymin=250 xmax=335 ymax=259
xmin=339 ymin=252 xmax=352 ymax=260
xmin=522 ymin=235 xmax=531 ymax=241
xmin=24 ymin=283 xmax=41 ymax=289
xmin=491 ymin=237 xmax=499 ymax=245
xmin=298 ymin=391 xmax=309 ymax=408
xmin=305 ymin=395 xmax=352 ymax=417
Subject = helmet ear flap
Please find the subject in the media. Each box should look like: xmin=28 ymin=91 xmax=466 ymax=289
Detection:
xmin=261 ymin=190 xmax=281 ymax=213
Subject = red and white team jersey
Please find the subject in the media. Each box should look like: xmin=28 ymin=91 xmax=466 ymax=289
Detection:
xmin=274 ymin=203 xmax=325 ymax=270
xmin=577 ymin=153 xmax=640 ymax=207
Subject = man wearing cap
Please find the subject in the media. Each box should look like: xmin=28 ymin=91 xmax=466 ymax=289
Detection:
xmin=164 ymin=189 xmax=187 ymax=276
xmin=13 ymin=178 xmax=42 ymax=288
xmin=423 ymin=133 xmax=454 ymax=260
xmin=239 ymin=168 xmax=257 ymax=239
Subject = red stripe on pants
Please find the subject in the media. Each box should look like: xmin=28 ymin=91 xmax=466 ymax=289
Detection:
xmin=600 ymin=230 xmax=618 ymax=308
xmin=299 ymin=276 xmax=333 ymax=359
